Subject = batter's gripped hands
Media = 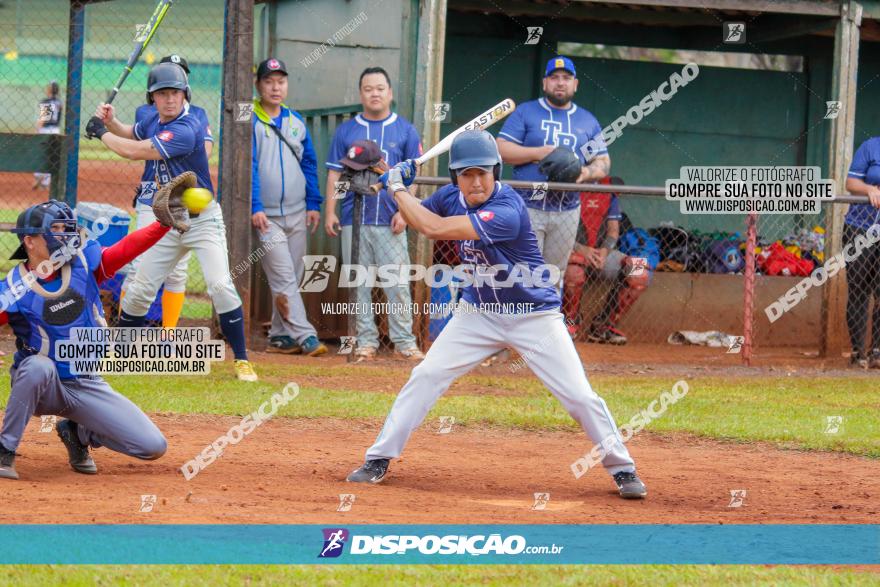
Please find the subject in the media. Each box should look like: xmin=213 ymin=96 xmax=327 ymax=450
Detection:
xmin=306 ymin=211 xmax=321 ymax=234
xmin=325 ymin=211 xmax=341 ymax=237
xmin=94 ymin=103 xmax=115 ymax=124
xmin=391 ymin=212 xmax=407 ymax=235
xmin=251 ymin=211 xmax=270 ymax=234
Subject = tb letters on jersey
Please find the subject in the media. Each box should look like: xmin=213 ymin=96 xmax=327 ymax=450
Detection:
xmin=460 ymin=241 xmax=498 ymax=277
xmin=541 ymin=120 xmax=577 ymax=150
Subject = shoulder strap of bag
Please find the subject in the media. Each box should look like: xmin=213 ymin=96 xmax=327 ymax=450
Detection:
xmin=266 ymin=115 xmax=302 ymax=164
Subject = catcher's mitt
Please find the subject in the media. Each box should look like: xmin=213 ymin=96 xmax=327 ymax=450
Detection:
xmin=538 ymin=147 xmax=582 ymax=183
xmin=153 ymin=171 xmax=195 ymax=233
xmin=340 ymin=160 xmax=389 ymax=196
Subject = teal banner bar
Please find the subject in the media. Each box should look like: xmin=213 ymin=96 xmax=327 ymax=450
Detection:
xmin=0 ymin=525 xmax=876 ymax=564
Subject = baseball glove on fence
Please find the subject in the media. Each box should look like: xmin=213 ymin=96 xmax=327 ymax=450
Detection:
xmin=340 ymin=160 xmax=389 ymax=196
xmin=153 ymin=171 xmax=195 ymax=233
xmin=538 ymin=147 xmax=582 ymax=183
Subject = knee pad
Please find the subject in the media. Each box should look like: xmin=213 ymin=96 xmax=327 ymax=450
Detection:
xmin=624 ymin=270 xmax=650 ymax=291
xmin=565 ymin=263 xmax=586 ymax=289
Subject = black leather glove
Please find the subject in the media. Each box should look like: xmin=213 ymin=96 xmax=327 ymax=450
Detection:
xmin=85 ymin=116 xmax=108 ymax=140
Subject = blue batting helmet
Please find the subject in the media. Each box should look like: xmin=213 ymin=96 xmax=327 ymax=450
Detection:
xmin=10 ymin=201 xmax=80 ymax=260
xmin=448 ymin=130 xmax=502 ymax=185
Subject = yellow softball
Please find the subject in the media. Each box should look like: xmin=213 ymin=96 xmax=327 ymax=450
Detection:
xmin=181 ymin=188 xmax=213 ymax=214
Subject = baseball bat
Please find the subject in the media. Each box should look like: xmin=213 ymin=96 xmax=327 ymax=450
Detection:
xmin=106 ymin=0 xmax=174 ymax=104
xmin=370 ymin=98 xmax=516 ymax=193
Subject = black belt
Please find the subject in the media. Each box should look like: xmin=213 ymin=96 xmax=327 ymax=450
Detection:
xmin=190 ymin=212 xmax=200 ymax=219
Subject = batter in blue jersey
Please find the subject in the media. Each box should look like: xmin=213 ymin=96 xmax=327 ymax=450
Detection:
xmin=126 ymin=55 xmax=214 ymax=330
xmin=86 ymin=62 xmax=258 ymax=382
xmin=497 ymin=56 xmax=612 ymax=280
xmin=345 ymin=130 xmax=647 ymax=500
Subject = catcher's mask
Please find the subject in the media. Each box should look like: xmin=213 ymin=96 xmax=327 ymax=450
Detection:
xmin=10 ymin=201 xmax=81 ymax=261
xmin=448 ymin=130 xmax=502 ymax=186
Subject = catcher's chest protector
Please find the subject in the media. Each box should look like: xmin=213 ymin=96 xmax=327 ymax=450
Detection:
xmin=7 ymin=246 xmax=106 ymax=376
xmin=578 ymin=191 xmax=613 ymax=248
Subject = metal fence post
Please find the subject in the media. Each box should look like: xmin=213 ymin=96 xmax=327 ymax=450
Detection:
xmin=63 ymin=1 xmax=86 ymax=206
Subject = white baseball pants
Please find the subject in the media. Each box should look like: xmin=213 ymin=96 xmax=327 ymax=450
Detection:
xmin=121 ymin=202 xmax=242 ymax=316
xmin=123 ymin=202 xmax=191 ymax=294
xmin=365 ymin=302 xmax=636 ymax=476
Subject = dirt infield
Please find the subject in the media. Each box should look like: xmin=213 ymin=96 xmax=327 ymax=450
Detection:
xmin=2 ymin=414 xmax=877 ymax=524
xmin=1 ymin=162 xmax=219 ymax=211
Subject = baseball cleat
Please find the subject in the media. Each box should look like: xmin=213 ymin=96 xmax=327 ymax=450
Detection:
xmin=0 ymin=443 xmax=18 ymax=480
xmin=346 ymin=458 xmax=389 ymax=484
xmin=266 ymin=335 xmax=302 ymax=355
xmin=850 ymin=352 xmax=869 ymax=369
xmin=587 ymin=326 xmax=628 ymax=345
xmin=613 ymin=471 xmax=647 ymax=499
xmin=397 ymin=347 xmax=425 ymax=361
xmin=301 ymin=335 xmax=328 ymax=357
xmin=55 ymin=419 xmax=98 ymax=475
xmin=354 ymin=347 xmax=377 ymax=363
xmin=234 ymin=359 xmax=259 ymax=382
xmin=868 ymin=349 xmax=880 ymax=370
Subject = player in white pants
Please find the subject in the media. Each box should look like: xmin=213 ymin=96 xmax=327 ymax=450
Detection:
xmin=88 ymin=62 xmax=258 ymax=382
xmin=122 ymin=55 xmax=212 ymax=328
xmin=345 ymin=130 xmax=647 ymax=499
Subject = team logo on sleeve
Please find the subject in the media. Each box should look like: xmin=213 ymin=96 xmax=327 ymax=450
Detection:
xmin=477 ymin=210 xmax=495 ymax=222
xmin=318 ymin=528 xmax=349 ymax=558
xmin=157 ymin=131 xmax=174 ymax=142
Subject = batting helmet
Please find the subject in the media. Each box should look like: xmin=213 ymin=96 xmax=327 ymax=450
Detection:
xmin=146 ymin=62 xmax=191 ymax=104
xmin=448 ymin=130 xmax=502 ymax=185
xmin=538 ymin=147 xmax=582 ymax=183
xmin=10 ymin=201 xmax=80 ymax=260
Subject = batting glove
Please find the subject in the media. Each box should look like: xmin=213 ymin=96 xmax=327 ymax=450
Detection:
xmin=85 ymin=116 xmax=108 ymax=140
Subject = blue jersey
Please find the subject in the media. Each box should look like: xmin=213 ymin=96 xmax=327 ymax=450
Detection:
xmin=132 ymin=103 xmax=213 ymax=206
xmin=498 ymin=98 xmax=607 ymax=211
xmin=326 ymin=113 xmax=422 ymax=226
xmin=846 ymin=137 xmax=880 ymax=230
xmin=421 ymin=182 xmax=561 ymax=313
xmin=1 ymin=241 xmax=105 ymax=380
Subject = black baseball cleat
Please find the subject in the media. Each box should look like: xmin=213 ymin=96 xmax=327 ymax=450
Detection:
xmin=587 ymin=326 xmax=628 ymax=346
xmin=613 ymin=471 xmax=647 ymax=499
xmin=56 ymin=419 xmax=98 ymax=475
xmin=0 ymin=443 xmax=18 ymax=480
xmin=346 ymin=458 xmax=389 ymax=484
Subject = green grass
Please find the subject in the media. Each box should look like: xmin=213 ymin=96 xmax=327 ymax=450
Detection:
xmin=3 ymin=564 xmax=877 ymax=585
xmin=2 ymin=365 xmax=874 ymax=459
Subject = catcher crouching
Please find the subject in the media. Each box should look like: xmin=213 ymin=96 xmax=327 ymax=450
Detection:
xmin=0 ymin=197 xmax=183 ymax=480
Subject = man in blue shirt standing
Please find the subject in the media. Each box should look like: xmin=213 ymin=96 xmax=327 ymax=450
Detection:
xmin=497 ymin=57 xmax=611 ymax=299
xmin=324 ymin=67 xmax=423 ymax=362
xmin=251 ymin=58 xmax=326 ymax=357
xmin=844 ymin=136 xmax=880 ymax=368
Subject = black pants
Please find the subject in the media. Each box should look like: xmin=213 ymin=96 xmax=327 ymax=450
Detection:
xmin=844 ymin=224 xmax=880 ymax=354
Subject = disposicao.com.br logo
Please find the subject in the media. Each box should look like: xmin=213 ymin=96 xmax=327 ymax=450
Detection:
xmin=317 ymin=528 xmax=563 ymax=558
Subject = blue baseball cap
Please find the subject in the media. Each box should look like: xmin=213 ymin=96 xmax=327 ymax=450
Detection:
xmin=545 ymin=56 xmax=576 ymax=78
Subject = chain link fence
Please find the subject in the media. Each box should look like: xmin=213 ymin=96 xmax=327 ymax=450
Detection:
xmin=0 ymin=0 xmax=223 ymax=325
